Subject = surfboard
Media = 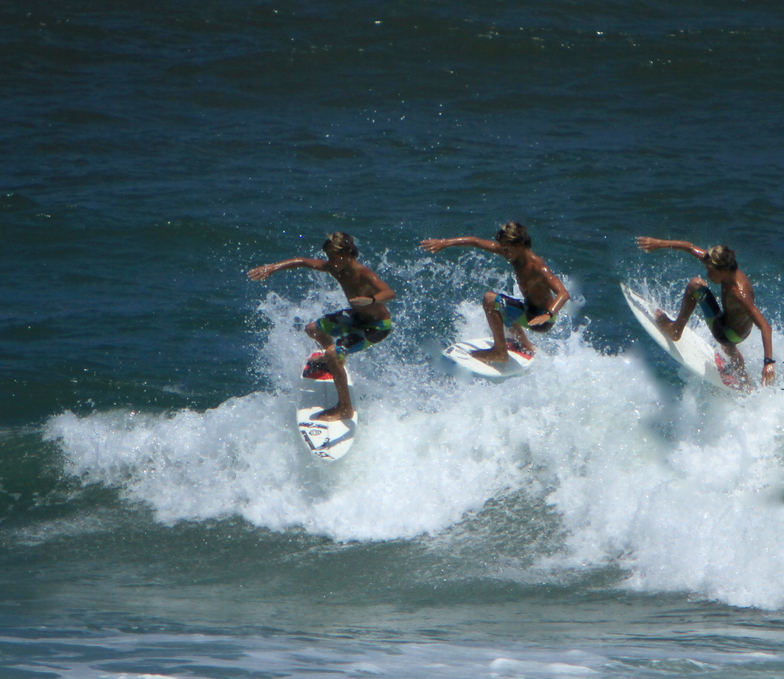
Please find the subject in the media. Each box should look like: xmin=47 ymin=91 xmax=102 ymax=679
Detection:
xmin=296 ymin=351 xmax=358 ymax=461
xmin=620 ymin=282 xmax=742 ymax=392
xmin=442 ymin=338 xmax=534 ymax=380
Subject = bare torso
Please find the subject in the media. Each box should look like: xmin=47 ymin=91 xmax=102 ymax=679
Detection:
xmin=328 ymin=259 xmax=391 ymax=321
xmin=510 ymin=251 xmax=558 ymax=309
xmin=721 ymin=271 xmax=754 ymax=337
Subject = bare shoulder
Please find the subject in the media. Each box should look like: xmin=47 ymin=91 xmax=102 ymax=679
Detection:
xmin=724 ymin=270 xmax=757 ymax=307
xmin=736 ymin=270 xmax=756 ymax=300
xmin=528 ymin=250 xmax=548 ymax=268
xmin=525 ymin=251 xmax=555 ymax=276
xmin=354 ymin=260 xmax=381 ymax=278
xmin=339 ymin=259 xmax=387 ymax=287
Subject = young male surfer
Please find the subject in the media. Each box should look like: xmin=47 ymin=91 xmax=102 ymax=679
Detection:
xmin=248 ymin=232 xmax=395 ymax=420
xmin=637 ymin=236 xmax=775 ymax=387
xmin=421 ymin=222 xmax=570 ymax=361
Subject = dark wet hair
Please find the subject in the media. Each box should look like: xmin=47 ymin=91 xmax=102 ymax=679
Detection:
xmin=495 ymin=222 xmax=532 ymax=248
xmin=323 ymin=232 xmax=358 ymax=258
xmin=703 ymin=245 xmax=737 ymax=272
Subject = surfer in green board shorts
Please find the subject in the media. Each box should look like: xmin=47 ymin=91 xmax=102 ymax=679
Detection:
xmin=248 ymin=232 xmax=395 ymax=421
xmin=421 ymin=222 xmax=570 ymax=362
xmin=637 ymin=236 xmax=775 ymax=387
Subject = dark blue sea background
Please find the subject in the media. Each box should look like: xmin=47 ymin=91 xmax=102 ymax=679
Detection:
xmin=3 ymin=1 xmax=784 ymax=677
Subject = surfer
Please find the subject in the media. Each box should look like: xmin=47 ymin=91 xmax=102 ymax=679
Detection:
xmin=421 ymin=222 xmax=570 ymax=361
xmin=636 ymin=236 xmax=775 ymax=387
xmin=248 ymin=232 xmax=395 ymax=420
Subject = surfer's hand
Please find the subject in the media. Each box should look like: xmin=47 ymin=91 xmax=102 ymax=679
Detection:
xmin=636 ymin=236 xmax=664 ymax=252
xmin=421 ymin=239 xmax=447 ymax=254
xmin=248 ymin=264 xmax=275 ymax=281
xmin=528 ymin=314 xmax=550 ymax=327
xmin=762 ymin=363 xmax=775 ymax=386
xmin=349 ymin=296 xmax=374 ymax=308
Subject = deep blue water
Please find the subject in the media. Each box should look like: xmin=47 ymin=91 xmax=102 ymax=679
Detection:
xmin=3 ymin=2 xmax=784 ymax=677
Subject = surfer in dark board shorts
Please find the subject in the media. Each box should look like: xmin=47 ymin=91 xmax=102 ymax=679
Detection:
xmin=421 ymin=222 xmax=570 ymax=362
xmin=637 ymin=236 xmax=775 ymax=387
xmin=248 ymin=232 xmax=395 ymax=421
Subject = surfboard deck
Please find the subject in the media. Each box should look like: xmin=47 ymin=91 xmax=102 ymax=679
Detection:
xmin=442 ymin=338 xmax=534 ymax=380
xmin=296 ymin=351 xmax=358 ymax=461
xmin=621 ymin=283 xmax=742 ymax=392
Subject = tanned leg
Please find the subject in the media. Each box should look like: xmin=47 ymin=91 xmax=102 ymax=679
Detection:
xmin=470 ymin=291 xmax=510 ymax=363
xmin=316 ymin=345 xmax=353 ymax=421
xmin=509 ymin=322 xmax=535 ymax=355
xmin=656 ymin=277 xmax=704 ymax=342
xmin=305 ymin=322 xmax=354 ymax=421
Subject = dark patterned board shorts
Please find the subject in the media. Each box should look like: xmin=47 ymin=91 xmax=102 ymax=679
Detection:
xmin=493 ymin=293 xmax=555 ymax=332
xmin=316 ymin=309 xmax=392 ymax=358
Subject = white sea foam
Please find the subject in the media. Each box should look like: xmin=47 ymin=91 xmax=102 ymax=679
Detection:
xmin=44 ymin=283 xmax=784 ymax=609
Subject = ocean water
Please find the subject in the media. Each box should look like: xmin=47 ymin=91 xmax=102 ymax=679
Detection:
xmin=3 ymin=1 xmax=784 ymax=677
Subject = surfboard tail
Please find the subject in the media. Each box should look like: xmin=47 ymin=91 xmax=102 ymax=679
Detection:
xmin=302 ymin=352 xmax=333 ymax=380
xmin=505 ymin=339 xmax=533 ymax=360
xmin=714 ymin=352 xmax=741 ymax=389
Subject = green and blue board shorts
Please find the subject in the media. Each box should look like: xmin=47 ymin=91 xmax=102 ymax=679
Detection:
xmin=693 ymin=285 xmax=749 ymax=346
xmin=316 ymin=309 xmax=392 ymax=359
xmin=493 ymin=293 xmax=555 ymax=333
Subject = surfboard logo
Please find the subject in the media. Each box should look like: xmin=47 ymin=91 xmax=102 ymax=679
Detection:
xmin=299 ymin=426 xmax=331 ymax=452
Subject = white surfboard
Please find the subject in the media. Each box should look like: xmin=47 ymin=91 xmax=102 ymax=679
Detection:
xmin=296 ymin=351 xmax=358 ymax=461
xmin=621 ymin=283 xmax=742 ymax=392
xmin=442 ymin=338 xmax=534 ymax=380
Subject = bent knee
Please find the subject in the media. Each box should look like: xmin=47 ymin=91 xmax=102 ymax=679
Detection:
xmin=686 ymin=277 xmax=707 ymax=291
xmin=482 ymin=291 xmax=497 ymax=309
xmin=324 ymin=344 xmax=342 ymax=360
xmin=305 ymin=321 xmax=322 ymax=339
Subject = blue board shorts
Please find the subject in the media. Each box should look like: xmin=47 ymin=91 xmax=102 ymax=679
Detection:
xmin=693 ymin=285 xmax=749 ymax=345
xmin=493 ymin=293 xmax=555 ymax=332
xmin=316 ymin=310 xmax=392 ymax=359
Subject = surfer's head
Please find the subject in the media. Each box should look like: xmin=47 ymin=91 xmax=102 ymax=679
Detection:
xmin=496 ymin=222 xmax=532 ymax=249
xmin=703 ymin=245 xmax=737 ymax=272
xmin=323 ymin=232 xmax=358 ymax=259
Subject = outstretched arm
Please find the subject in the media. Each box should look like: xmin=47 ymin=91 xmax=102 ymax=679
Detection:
xmin=248 ymin=257 xmax=328 ymax=282
xmin=637 ymin=237 xmax=707 ymax=261
xmin=421 ymin=236 xmax=501 ymax=255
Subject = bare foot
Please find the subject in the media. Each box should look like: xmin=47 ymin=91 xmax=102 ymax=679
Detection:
xmin=314 ymin=405 xmax=354 ymax=422
xmin=654 ymin=310 xmax=679 ymax=341
xmin=470 ymin=348 xmax=509 ymax=363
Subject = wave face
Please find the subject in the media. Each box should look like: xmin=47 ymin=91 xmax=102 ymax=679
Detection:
xmin=43 ymin=274 xmax=784 ymax=610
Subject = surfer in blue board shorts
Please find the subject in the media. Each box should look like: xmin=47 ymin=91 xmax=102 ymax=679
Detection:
xmin=637 ymin=236 xmax=775 ymax=387
xmin=248 ymin=232 xmax=395 ymax=420
xmin=421 ymin=222 xmax=570 ymax=362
